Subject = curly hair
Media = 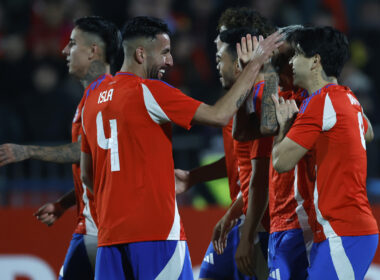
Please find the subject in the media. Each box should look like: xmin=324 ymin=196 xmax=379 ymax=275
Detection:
xmin=217 ymin=7 xmax=275 ymax=37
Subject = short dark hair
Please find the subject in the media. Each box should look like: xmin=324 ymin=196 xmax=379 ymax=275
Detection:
xmin=122 ymin=16 xmax=171 ymax=41
xmin=74 ymin=16 xmax=122 ymax=69
xmin=291 ymin=26 xmax=349 ymax=77
xmin=219 ymin=27 xmax=260 ymax=59
xmin=217 ymin=8 xmax=275 ymax=37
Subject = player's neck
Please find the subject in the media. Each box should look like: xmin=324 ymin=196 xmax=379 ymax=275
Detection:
xmin=305 ymin=70 xmax=336 ymax=94
xmin=120 ymin=61 xmax=145 ymax=79
xmin=80 ymin=60 xmax=109 ymax=88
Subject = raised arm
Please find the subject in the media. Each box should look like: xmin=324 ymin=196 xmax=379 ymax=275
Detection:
xmin=260 ymin=63 xmax=280 ymax=135
xmin=0 ymin=140 xmax=81 ymax=167
xmin=192 ymin=32 xmax=283 ymax=127
xmin=175 ymin=156 xmax=227 ymax=194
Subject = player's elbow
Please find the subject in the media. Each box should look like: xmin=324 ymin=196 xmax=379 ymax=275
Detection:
xmin=260 ymin=124 xmax=277 ymax=136
xmin=365 ymin=129 xmax=374 ymax=143
xmin=272 ymin=157 xmax=292 ymax=173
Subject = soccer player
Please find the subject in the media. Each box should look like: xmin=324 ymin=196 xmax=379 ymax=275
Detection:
xmin=232 ymin=25 xmax=320 ymax=280
xmin=176 ymin=8 xmax=275 ymax=280
xmin=0 ymin=16 xmax=121 ymax=279
xmin=80 ymin=16 xmax=282 ymax=279
xmin=272 ymin=26 xmax=378 ymax=279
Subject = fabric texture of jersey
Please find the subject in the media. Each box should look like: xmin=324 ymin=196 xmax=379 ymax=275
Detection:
xmin=268 ymin=89 xmax=316 ymax=234
xmin=81 ymin=72 xmax=202 ymax=246
xmin=287 ymin=84 xmax=378 ymax=242
xmin=267 ymin=229 xmax=309 ymax=280
xmin=199 ymin=218 xmax=269 ymax=280
xmin=59 ymin=233 xmax=97 ymax=280
xmin=71 ymin=75 xmax=110 ymax=236
xmin=95 ymin=240 xmax=193 ymax=280
xmin=223 ymin=120 xmax=241 ymax=202
xmin=307 ymin=234 xmax=378 ymax=279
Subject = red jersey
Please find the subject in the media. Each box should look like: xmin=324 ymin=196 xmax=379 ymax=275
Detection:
xmin=81 ymin=72 xmax=202 ymax=246
xmin=268 ymin=89 xmax=316 ymax=234
xmin=287 ymin=84 xmax=378 ymax=242
xmin=222 ymin=120 xmax=241 ymax=202
xmin=70 ymin=76 xmax=109 ymax=236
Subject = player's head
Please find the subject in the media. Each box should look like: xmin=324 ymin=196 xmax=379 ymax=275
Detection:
xmin=271 ymin=25 xmax=304 ymax=90
xmin=289 ymin=26 xmax=349 ymax=89
xmin=121 ymin=16 xmax=172 ymax=80
xmin=62 ymin=16 xmax=121 ymax=79
xmin=217 ymin=28 xmax=258 ymax=89
xmin=215 ymin=7 xmax=275 ymax=48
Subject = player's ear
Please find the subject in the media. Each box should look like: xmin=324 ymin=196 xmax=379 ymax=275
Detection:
xmin=311 ymin=54 xmax=321 ymax=71
xmin=89 ymin=43 xmax=100 ymax=60
xmin=235 ymin=58 xmax=243 ymax=74
xmin=135 ymin=47 xmax=145 ymax=64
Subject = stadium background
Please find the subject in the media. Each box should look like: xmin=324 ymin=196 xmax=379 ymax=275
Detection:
xmin=0 ymin=0 xmax=379 ymax=279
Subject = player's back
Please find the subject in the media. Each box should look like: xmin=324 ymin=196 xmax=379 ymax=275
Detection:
xmin=82 ymin=72 xmax=201 ymax=247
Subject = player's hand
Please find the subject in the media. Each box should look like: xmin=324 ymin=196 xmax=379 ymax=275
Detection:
xmin=174 ymin=169 xmax=191 ymax=194
xmin=34 ymin=202 xmax=65 ymax=226
xmin=236 ymin=33 xmax=255 ymax=68
xmin=235 ymin=236 xmax=256 ymax=276
xmin=272 ymin=95 xmax=299 ymax=129
xmin=212 ymin=213 xmax=238 ymax=255
xmin=250 ymin=31 xmax=284 ymax=66
xmin=0 ymin=144 xmax=30 ymax=167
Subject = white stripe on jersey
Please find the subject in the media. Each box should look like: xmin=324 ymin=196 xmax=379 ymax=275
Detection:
xmin=141 ymin=83 xmax=171 ymax=124
xmin=167 ymin=198 xmax=181 ymax=240
xmin=82 ymin=183 xmax=98 ymax=236
xmin=155 ymin=241 xmax=186 ymax=280
xmin=322 ymin=93 xmax=337 ymax=131
xmin=293 ymin=165 xmax=313 ymax=262
xmin=313 ymin=166 xmax=355 ymax=279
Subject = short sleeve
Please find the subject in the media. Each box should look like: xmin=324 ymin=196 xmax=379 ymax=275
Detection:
xmin=286 ymin=94 xmax=324 ymax=150
xmin=141 ymin=80 xmax=202 ymax=130
xmin=250 ymin=136 xmax=273 ymax=159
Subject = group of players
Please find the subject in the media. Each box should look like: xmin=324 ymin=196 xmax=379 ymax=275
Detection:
xmin=0 ymin=6 xmax=378 ymax=280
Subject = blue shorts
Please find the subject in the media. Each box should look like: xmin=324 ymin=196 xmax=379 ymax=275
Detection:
xmin=59 ymin=233 xmax=97 ymax=280
xmin=95 ymin=240 xmax=193 ymax=280
xmin=268 ymin=228 xmax=310 ymax=280
xmin=308 ymin=234 xmax=378 ymax=279
xmin=199 ymin=220 xmax=268 ymax=279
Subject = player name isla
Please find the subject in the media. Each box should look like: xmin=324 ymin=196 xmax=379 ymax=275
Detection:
xmin=98 ymin=89 xmax=114 ymax=104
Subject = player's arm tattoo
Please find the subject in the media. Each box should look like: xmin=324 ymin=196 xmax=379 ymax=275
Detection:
xmin=236 ymin=89 xmax=252 ymax=109
xmin=81 ymin=60 xmax=107 ymax=88
xmin=28 ymin=141 xmax=81 ymax=164
xmin=261 ymin=64 xmax=279 ymax=134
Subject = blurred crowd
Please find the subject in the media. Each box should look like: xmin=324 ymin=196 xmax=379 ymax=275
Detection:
xmin=0 ymin=0 xmax=379 ymax=205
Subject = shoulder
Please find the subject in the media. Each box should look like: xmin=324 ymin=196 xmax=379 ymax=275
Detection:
xmin=142 ymin=79 xmax=177 ymax=91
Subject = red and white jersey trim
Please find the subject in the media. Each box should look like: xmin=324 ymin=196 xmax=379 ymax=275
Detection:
xmin=81 ymin=183 xmax=98 ymax=236
xmin=142 ymin=83 xmax=170 ymax=124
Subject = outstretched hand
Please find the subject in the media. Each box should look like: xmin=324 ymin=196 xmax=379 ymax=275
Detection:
xmin=0 ymin=144 xmax=29 ymax=167
xmin=34 ymin=202 xmax=65 ymax=226
xmin=175 ymin=169 xmax=191 ymax=194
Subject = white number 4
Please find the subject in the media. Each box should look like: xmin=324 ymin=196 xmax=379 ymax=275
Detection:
xmin=96 ymin=111 xmax=120 ymax=171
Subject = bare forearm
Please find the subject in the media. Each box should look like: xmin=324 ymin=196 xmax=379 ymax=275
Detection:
xmin=80 ymin=152 xmax=94 ymax=192
xmin=227 ymin=195 xmax=244 ymax=221
xmin=193 ymin=61 xmax=262 ymax=127
xmin=56 ymin=189 xmax=76 ymax=210
xmin=189 ymin=157 xmax=227 ymax=186
xmin=260 ymin=64 xmax=279 ymax=135
xmin=28 ymin=142 xmax=81 ymax=163
xmin=240 ymin=158 xmax=270 ymax=242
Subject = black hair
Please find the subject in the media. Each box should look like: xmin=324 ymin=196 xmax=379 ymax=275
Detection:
xmin=122 ymin=16 xmax=171 ymax=41
xmin=291 ymin=26 xmax=349 ymax=77
xmin=219 ymin=27 xmax=260 ymax=59
xmin=74 ymin=16 xmax=122 ymax=71
xmin=217 ymin=8 xmax=275 ymax=37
